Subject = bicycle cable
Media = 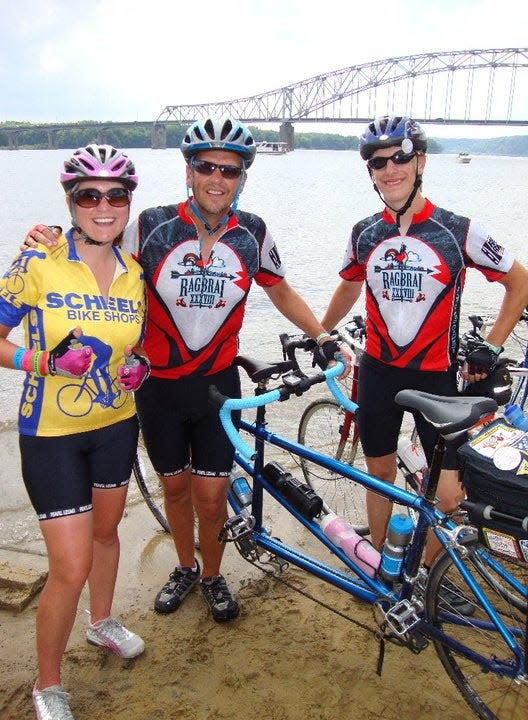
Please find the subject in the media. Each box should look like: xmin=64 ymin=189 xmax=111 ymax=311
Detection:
xmin=242 ymin=550 xmax=377 ymax=636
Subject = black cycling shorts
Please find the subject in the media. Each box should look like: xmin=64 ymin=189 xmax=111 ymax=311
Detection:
xmin=135 ymin=365 xmax=241 ymax=478
xmin=357 ymin=354 xmax=460 ymax=469
xmin=20 ymin=415 xmax=139 ymax=521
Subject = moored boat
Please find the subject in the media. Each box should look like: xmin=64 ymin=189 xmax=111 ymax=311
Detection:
xmin=256 ymin=141 xmax=289 ymax=155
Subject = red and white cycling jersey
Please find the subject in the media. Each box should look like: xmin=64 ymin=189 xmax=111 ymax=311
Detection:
xmin=340 ymin=199 xmax=514 ymax=371
xmin=123 ymin=201 xmax=285 ymax=379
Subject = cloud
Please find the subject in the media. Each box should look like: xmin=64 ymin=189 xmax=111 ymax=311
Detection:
xmin=0 ymin=0 xmax=526 ymax=124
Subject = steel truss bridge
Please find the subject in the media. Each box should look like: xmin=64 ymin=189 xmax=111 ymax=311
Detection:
xmin=158 ymin=48 xmax=528 ymax=125
xmin=2 ymin=48 xmax=528 ymax=150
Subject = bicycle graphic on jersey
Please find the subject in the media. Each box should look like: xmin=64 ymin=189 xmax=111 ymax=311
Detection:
xmin=3 ymin=250 xmax=47 ymax=295
xmin=56 ymin=335 xmax=127 ymax=417
xmin=57 ymin=372 xmax=127 ymax=417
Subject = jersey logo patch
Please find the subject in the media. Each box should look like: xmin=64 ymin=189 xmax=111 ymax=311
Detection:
xmin=369 ymin=238 xmax=451 ymax=347
xmin=155 ymin=242 xmax=246 ymax=351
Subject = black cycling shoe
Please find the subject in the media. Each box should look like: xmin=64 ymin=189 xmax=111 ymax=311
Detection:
xmin=154 ymin=560 xmax=201 ymax=614
xmin=438 ymin=578 xmax=475 ymax=617
xmin=200 ymin=574 xmax=239 ymax=622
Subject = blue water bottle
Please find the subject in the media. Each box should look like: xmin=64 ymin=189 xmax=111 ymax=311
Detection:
xmin=379 ymin=514 xmax=414 ymax=583
xmin=231 ymin=476 xmax=253 ymax=509
xmin=503 ymin=404 xmax=528 ymax=431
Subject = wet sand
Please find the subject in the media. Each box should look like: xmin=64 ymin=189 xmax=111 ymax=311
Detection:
xmin=0 ymin=486 xmax=470 ymax=720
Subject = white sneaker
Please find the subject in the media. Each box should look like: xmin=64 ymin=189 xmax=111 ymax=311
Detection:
xmin=32 ymin=683 xmax=75 ymax=720
xmin=86 ymin=616 xmax=145 ymax=658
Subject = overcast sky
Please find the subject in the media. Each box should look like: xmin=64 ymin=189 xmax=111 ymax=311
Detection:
xmin=1 ymin=0 xmax=527 ymax=137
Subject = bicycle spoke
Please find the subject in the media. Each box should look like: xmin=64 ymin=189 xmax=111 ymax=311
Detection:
xmin=297 ymin=399 xmax=369 ymax=533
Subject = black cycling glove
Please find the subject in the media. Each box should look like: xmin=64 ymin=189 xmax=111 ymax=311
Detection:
xmin=312 ymin=340 xmax=341 ymax=370
xmin=465 ymin=339 xmax=502 ymax=375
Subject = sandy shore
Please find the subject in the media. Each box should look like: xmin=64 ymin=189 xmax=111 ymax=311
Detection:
xmin=0 ymin=480 xmax=472 ymax=720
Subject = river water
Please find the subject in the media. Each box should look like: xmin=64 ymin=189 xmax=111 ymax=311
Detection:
xmin=0 ymin=148 xmax=527 ymax=545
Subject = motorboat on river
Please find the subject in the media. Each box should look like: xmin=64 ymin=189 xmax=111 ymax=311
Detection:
xmin=256 ymin=141 xmax=289 ymax=155
xmin=457 ymin=152 xmax=472 ymax=163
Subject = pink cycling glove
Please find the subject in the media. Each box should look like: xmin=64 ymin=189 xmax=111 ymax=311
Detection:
xmin=48 ymin=331 xmax=92 ymax=378
xmin=118 ymin=352 xmax=151 ymax=392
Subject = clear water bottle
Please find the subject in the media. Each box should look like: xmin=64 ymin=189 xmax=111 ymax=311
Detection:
xmin=320 ymin=513 xmax=381 ymax=578
xmin=231 ymin=476 xmax=252 ymax=509
xmin=379 ymin=514 xmax=414 ymax=583
xmin=504 ymin=404 xmax=528 ymax=431
xmin=397 ymin=436 xmax=427 ymax=475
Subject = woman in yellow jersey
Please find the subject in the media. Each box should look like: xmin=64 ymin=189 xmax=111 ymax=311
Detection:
xmin=0 ymin=145 xmax=149 ymax=720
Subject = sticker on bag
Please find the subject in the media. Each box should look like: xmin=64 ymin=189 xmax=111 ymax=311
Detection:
xmin=481 ymin=527 xmax=523 ymax=561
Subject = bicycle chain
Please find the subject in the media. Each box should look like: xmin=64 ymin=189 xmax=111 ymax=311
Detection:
xmin=246 ymin=554 xmax=377 ymax=637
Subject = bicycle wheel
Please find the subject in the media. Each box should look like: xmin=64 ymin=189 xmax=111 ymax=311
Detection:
xmin=298 ymin=399 xmax=369 ymax=533
xmin=56 ymin=383 xmax=92 ymax=417
xmin=426 ymin=541 xmax=527 ymax=719
xmin=132 ymin=436 xmax=169 ymax=532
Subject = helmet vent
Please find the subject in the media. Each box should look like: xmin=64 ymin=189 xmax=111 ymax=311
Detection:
xmin=204 ymin=119 xmax=215 ymax=138
xmin=220 ymin=119 xmax=233 ymax=140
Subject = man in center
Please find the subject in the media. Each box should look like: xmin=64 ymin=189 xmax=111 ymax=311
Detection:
xmin=122 ymin=117 xmax=347 ymax=621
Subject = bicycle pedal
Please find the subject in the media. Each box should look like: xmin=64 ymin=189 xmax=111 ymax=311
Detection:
xmin=261 ymin=553 xmax=290 ymax=575
xmin=383 ymin=598 xmax=423 ymax=637
xmin=218 ymin=514 xmax=255 ymax=543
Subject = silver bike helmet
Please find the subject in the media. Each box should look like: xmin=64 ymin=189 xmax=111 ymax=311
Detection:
xmin=181 ymin=116 xmax=257 ymax=167
xmin=359 ymin=116 xmax=427 ymax=160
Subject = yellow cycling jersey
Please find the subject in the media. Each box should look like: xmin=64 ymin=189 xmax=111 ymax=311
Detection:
xmin=0 ymin=231 xmax=146 ymax=436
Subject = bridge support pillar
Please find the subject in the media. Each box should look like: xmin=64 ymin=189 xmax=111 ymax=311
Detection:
xmin=151 ymin=123 xmax=167 ymax=149
xmin=47 ymin=130 xmax=58 ymax=150
xmin=279 ymin=122 xmax=294 ymax=151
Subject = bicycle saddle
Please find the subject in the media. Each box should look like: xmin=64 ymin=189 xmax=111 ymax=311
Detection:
xmin=395 ymin=390 xmax=497 ymax=438
xmin=234 ymin=355 xmax=295 ymax=383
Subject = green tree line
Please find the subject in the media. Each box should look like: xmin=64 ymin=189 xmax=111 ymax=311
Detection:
xmin=0 ymin=120 xmax=442 ymax=152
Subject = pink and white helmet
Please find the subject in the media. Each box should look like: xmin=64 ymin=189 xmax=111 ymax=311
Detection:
xmin=60 ymin=144 xmax=138 ymax=192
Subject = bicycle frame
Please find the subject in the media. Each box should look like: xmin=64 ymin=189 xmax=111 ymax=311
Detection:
xmin=215 ymin=362 xmax=527 ymax=685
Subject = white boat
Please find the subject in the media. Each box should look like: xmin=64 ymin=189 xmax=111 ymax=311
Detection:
xmin=256 ymin=141 xmax=289 ymax=155
xmin=457 ymin=152 xmax=472 ymax=164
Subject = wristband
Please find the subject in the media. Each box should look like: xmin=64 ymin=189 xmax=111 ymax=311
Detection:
xmin=21 ymin=350 xmax=35 ymax=373
xmin=315 ymin=332 xmax=331 ymax=346
xmin=39 ymin=351 xmax=49 ymax=377
xmin=483 ymin=340 xmax=503 ymax=355
xmin=12 ymin=347 xmax=26 ymax=370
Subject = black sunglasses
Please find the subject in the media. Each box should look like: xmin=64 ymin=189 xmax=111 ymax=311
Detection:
xmin=367 ymin=150 xmax=416 ymax=171
xmin=72 ymin=187 xmax=131 ymax=208
xmin=191 ymin=158 xmax=243 ymax=180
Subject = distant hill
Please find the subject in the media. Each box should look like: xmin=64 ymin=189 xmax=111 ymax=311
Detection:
xmin=434 ymin=135 xmax=528 ymax=157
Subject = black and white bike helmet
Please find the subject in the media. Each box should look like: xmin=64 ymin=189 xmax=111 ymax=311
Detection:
xmin=181 ymin=116 xmax=257 ymax=167
xmin=359 ymin=116 xmax=427 ymax=160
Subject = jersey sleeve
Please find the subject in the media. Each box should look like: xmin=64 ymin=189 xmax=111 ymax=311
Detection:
xmin=122 ymin=218 xmax=139 ymax=257
xmin=465 ymin=221 xmax=514 ymax=281
xmin=254 ymin=227 xmax=286 ymax=287
xmin=0 ymin=250 xmax=42 ymax=327
xmin=339 ymin=227 xmax=365 ymax=282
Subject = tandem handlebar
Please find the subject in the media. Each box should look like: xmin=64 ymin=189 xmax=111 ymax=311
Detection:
xmin=208 ymin=360 xmax=357 ymax=462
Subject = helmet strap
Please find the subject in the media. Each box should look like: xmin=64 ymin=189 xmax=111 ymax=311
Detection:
xmin=74 ymin=227 xmax=105 ymax=246
xmin=187 ymin=159 xmax=246 ymax=235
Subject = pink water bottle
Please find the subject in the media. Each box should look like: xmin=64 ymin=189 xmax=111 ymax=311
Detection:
xmin=320 ymin=513 xmax=380 ymax=578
